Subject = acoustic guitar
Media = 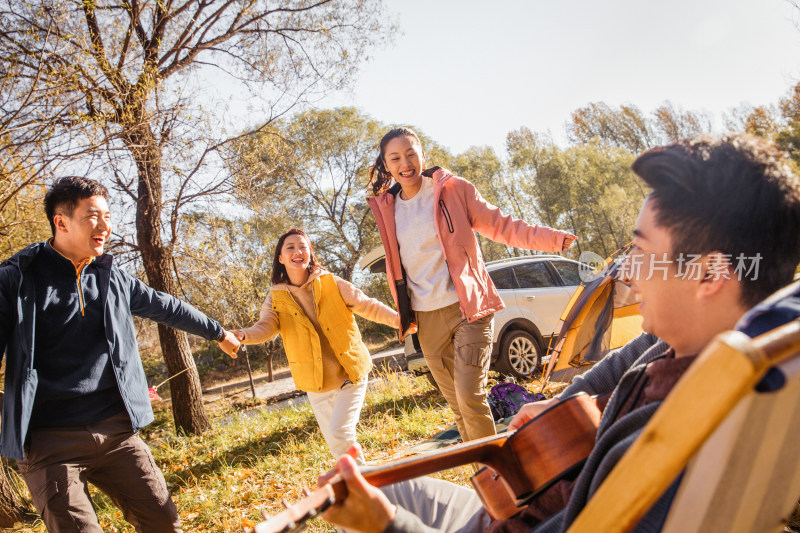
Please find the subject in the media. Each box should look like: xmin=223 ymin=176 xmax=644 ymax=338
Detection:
xmin=252 ymin=393 xmax=601 ymax=533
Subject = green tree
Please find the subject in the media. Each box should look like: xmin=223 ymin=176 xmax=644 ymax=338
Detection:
xmin=568 ymin=102 xmax=655 ymax=154
xmin=721 ymin=86 xmax=799 ymax=167
xmin=777 ymin=83 xmax=800 ymax=168
xmin=724 ymin=103 xmax=781 ymax=137
xmin=652 ymin=102 xmax=713 ymax=142
xmin=568 ymin=101 xmax=712 ymax=153
xmin=506 ymin=128 xmax=643 ymax=259
xmin=232 ymin=107 xmax=386 ymax=280
xmin=415 ymin=129 xmax=455 ymax=172
xmin=0 ymin=61 xmax=64 ymax=263
xmin=169 ymin=212 xmax=288 ymax=374
xmin=450 ymin=145 xmax=512 ymax=262
xmin=561 ymin=142 xmax=642 ymax=257
xmin=174 ymin=214 xmax=275 ymax=332
xmin=0 ymin=182 xmax=49 ymax=262
xmin=0 ymin=0 xmax=391 ymax=434
xmin=505 ymin=127 xmax=570 ymax=231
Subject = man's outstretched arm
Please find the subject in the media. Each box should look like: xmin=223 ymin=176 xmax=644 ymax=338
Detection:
xmin=126 ymin=272 xmax=240 ymax=356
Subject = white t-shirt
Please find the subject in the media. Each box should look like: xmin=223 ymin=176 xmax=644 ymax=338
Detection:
xmin=394 ymin=177 xmax=459 ymax=312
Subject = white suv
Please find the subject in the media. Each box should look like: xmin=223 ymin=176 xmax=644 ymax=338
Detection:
xmin=359 ymin=249 xmax=583 ymax=381
xmin=479 ymin=255 xmax=583 ymax=379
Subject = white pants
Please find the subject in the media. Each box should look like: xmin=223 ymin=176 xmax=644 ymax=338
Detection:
xmin=306 ymin=379 xmax=368 ymax=464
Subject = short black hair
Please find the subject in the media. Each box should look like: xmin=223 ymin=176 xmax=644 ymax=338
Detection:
xmin=632 ymin=134 xmax=800 ymax=307
xmin=44 ymin=176 xmax=109 ymax=236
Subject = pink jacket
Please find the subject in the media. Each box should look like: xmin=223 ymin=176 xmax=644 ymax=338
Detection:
xmin=367 ymin=167 xmax=573 ymax=328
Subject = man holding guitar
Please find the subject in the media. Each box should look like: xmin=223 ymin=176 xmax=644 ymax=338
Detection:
xmin=298 ymin=135 xmax=800 ymax=533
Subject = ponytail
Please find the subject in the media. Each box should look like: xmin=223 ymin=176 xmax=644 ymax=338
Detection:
xmin=369 ymin=153 xmax=393 ymax=196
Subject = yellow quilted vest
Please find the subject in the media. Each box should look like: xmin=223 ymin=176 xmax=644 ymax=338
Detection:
xmin=271 ymin=273 xmax=371 ymax=392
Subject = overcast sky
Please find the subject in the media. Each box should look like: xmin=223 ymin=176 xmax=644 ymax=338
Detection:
xmin=319 ymin=0 xmax=800 ymax=155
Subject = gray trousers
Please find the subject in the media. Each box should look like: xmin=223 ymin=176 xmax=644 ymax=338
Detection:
xmin=380 ymin=477 xmax=491 ymax=532
xmin=17 ymin=411 xmax=180 ymax=533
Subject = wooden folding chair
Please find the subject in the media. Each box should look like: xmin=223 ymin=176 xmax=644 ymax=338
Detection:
xmin=661 ymin=352 xmax=800 ymax=532
xmin=567 ymin=319 xmax=800 ymax=533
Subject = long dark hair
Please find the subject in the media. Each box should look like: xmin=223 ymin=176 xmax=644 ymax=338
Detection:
xmin=368 ymin=127 xmax=424 ymax=195
xmin=271 ymin=228 xmax=319 ymax=285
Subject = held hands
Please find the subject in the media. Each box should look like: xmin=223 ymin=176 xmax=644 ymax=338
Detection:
xmin=507 ymin=397 xmax=559 ymax=432
xmin=562 ymin=234 xmax=578 ymax=251
xmin=320 ymin=445 xmax=396 ymax=533
xmin=398 ymin=320 xmax=418 ymax=344
xmin=217 ymin=330 xmax=241 ymax=358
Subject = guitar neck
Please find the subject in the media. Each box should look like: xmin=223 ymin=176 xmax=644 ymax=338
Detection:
xmin=361 ymin=431 xmax=511 ymax=487
xmin=253 ymin=394 xmax=602 ymax=533
xmin=252 ymin=433 xmax=512 ymax=533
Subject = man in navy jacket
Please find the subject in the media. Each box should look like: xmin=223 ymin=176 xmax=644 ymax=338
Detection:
xmin=0 ymin=176 xmax=240 ymax=532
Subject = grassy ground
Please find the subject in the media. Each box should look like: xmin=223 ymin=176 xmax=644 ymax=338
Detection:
xmin=10 ymin=371 xmax=564 ymax=532
xmin=5 ymin=371 xmax=799 ymax=532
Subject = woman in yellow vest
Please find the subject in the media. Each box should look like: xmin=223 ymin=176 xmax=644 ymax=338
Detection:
xmin=233 ymin=228 xmax=399 ymax=463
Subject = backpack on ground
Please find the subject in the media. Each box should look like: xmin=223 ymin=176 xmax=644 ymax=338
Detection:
xmin=487 ymin=381 xmax=546 ymax=421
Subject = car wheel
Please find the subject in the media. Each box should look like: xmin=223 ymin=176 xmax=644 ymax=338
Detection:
xmin=496 ymin=330 xmax=542 ymax=380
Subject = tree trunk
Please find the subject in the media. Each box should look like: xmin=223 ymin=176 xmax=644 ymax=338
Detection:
xmin=125 ymin=118 xmax=211 ymax=435
xmin=156 ymin=325 xmax=211 ymax=433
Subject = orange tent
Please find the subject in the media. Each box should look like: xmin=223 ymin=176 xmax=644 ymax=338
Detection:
xmin=542 ymin=251 xmax=642 ymax=385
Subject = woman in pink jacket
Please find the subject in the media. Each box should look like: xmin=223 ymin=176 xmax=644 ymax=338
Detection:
xmin=367 ymin=128 xmax=577 ymax=441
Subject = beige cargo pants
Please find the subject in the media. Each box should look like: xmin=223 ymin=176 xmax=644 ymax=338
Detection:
xmin=417 ymin=302 xmax=496 ymax=441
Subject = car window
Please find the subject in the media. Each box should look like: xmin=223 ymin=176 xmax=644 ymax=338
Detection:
xmin=513 ymin=262 xmax=556 ymax=289
xmin=550 ymin=260 xmax=582 ymax=286
xmin=489 ymin=267 xmax=516 ymax=289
